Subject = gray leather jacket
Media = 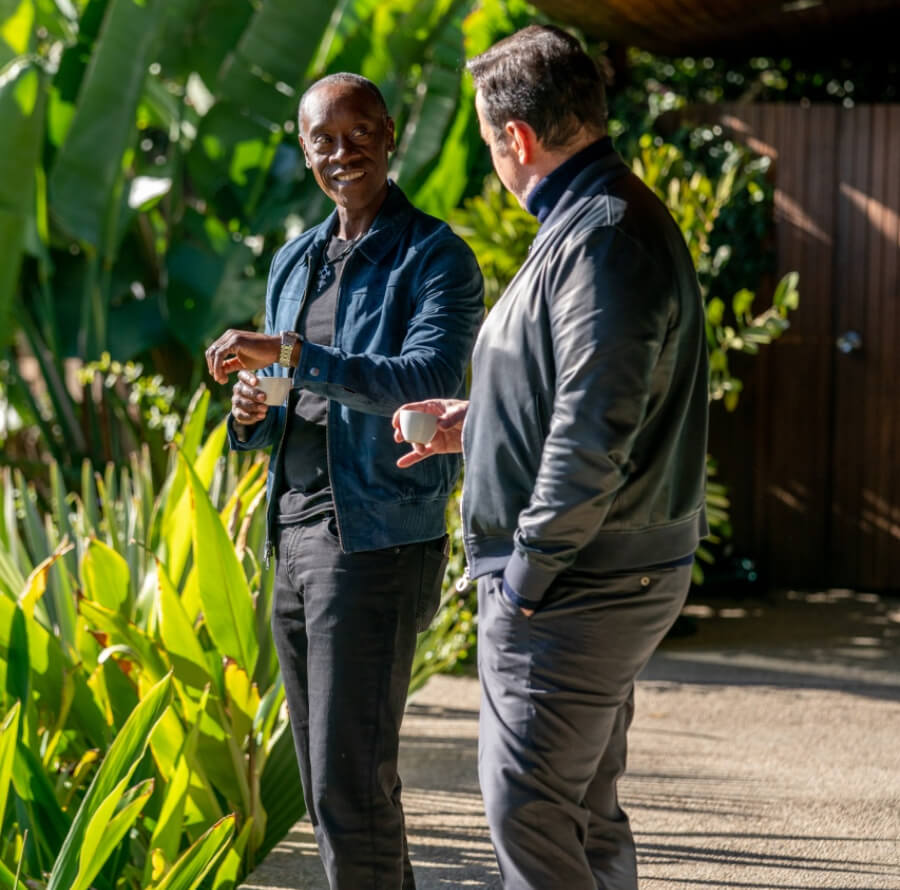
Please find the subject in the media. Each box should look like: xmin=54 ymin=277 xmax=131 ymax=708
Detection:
xmin=462 ymin=149 xmax=709 ymax=606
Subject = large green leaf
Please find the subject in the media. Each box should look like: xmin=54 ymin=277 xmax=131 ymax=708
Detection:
xmin=48 ymin=0 xmax=164 ymax=247
xmin=0 ymin=467 xmax=27 ymax=572
xmin=257 ymin=721 xmax=304 ymax=860
xmin=155 ymin=560 xmax=212 ymax=692
xmin=185 ymin=0 xmax=338 ymax=221
xmin=0 ymin=60 xmax=45 ymax=347
xmin=0 ymin=701 xmax=20 ymax=827
xmin=79 ymin=599 xmax=168 ymax=683
xmin=46 ymin=673 xmax=172 ymax=890
xmin=145 ymin=686 xmax=217 ymax=878
xmin=13 ymin=739 xmax=71 ymax=867
xmin=151 ymin=814 xmax=235 ymax=890
xmin=0 ymin=596 xmax=108 ymax=747
xmin=182 ymin=451 xmax=258 ymax=675
xmin=164 ymin=235 xmax=266 ymax=354
xmin=71 ymin=776 xmax=154 ymax=890
xmin=155 ymin=0 xmax=253 ymax=85
xmin=81 ymin=537 xmax=132 ymax=615
xmin=391 ymin=4 xmax=464 ymax=195
xmin=160 ymin=417 xmax=227 ymax=588
xmin=211 ymin=815 xmax=254 ymax=890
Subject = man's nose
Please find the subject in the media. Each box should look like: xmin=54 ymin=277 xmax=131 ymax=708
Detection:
xmin=331 ymin=136 xmax=360 ymax=162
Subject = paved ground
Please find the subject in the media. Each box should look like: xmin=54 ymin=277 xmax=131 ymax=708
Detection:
xmin=241 ymin=589 xmax=900 ymax=889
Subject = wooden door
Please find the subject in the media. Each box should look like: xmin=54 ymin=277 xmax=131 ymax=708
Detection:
xmin=829 ymin=105 xmax=900 ymax=588
xmin=699 ymin=104 xmax=900 ymax=590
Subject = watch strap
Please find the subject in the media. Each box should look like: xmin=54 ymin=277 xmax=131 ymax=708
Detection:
xmin=278 ymin=331 xmax=299 ymax=367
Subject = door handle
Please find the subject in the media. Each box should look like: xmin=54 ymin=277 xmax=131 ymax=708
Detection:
xmin=836 ymin=330 xmax=862 ymax=354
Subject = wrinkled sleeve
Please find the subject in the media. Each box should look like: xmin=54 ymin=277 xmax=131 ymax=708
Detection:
xmin=503 ymin=228 xmax=671 ymax=605
xmin=292 ymin=236 xmax=484 ymax=415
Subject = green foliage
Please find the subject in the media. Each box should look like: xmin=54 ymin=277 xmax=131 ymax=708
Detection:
xmin=409 ymin=487 xmax=476 ymax=694
xmin=609 ymin=48 xmax=899 ymax=123
xmin=630 ymin=134 xmax=798 ymax=413
xmin=1 ymin=0 xmax=536 ymax=372
xmin=448 ymin=178 xmax=538 ymax=310
xmin=0 ymin=390 xmax=301 ymax=887
xmin=0 ymin=0 xmax=539 ymax=492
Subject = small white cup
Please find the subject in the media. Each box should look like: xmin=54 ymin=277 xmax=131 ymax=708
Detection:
xmin=255 ymin=376 xmax=292 ymax=406
xmin=398 ymin=409 xmax=438 ymax=445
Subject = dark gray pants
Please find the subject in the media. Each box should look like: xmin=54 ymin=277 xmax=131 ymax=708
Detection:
xmin=272 ymin=518 xmax=446 ymax=890
xmin=477 ymin=564 xmax=692 ymax=890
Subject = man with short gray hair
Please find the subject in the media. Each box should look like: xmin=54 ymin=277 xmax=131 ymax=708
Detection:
xmin=394 ymin=25 xmax=709 ymax=890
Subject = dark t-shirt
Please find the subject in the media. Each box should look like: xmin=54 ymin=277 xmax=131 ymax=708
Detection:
xmin=277 ymin=235 xmax=354 ymax=525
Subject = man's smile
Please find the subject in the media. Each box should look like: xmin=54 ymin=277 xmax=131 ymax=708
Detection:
xmin=333 ymin=169 xmax=366 ymax=182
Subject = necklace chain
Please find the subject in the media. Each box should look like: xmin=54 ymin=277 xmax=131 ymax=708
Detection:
xmin=315 ymin=237 xmax=357 ymax=291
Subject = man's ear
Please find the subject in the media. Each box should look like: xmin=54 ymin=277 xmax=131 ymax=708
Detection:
xmin=298 ymin=136 xmax=311 ymax=168
xmin=505 ymin=119 xmax=537 ymax=165
xmin=385 ymin=116 xmax=397 ymax=153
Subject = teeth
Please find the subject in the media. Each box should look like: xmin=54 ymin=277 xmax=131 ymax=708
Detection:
xmin=335 ymin=170 xmax=364 ymax=181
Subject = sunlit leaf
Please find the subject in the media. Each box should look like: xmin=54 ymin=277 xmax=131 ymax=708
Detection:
xmin=46 ymin=673 xmax=172 ymax=890
xmin=182 ymin=453 xmax=258 ymax=675
xmin=81 ymin=537 xmax=131 ymax=615
xmin=150 ymin=814 xmax=236 ymax=890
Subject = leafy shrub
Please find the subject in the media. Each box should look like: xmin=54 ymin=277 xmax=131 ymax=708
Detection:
xmin=0 ymin=389 xmax=299 ymax=888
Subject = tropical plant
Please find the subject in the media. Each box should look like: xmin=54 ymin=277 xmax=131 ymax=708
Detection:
xmin=0 ymin=388 xmax=301 ymax=887
xmin=0 ymin=0 xmax=539 ymax=487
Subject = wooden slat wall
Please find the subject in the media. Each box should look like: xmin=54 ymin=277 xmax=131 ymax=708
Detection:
xmin=832 ymin=105 xmax=871 ymax=585
xmin=689 ymin=103 xmax=900 ymax=590
xmin=850 ymin=105 xmax=900 ymax=588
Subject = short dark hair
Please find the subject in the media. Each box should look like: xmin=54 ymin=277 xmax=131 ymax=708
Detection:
xmin=466 ymin=25 xmax=607 ymax=150
xmin=298 ymin=73 xmax=389 ymax=126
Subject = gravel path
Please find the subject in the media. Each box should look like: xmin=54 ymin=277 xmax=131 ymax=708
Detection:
xmin=241 ymin=589 xmax=900 ymax=889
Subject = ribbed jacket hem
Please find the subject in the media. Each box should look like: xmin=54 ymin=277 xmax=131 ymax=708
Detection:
xmin=466 ymin=508 xmax=708 ymax=587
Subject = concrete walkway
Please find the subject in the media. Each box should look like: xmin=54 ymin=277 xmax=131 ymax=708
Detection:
xmin=241 ymin=589 xmax=900 ymax=889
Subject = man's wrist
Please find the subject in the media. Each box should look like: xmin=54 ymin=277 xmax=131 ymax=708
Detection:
xmin=278 ymin=330 xmax=300 ymax=368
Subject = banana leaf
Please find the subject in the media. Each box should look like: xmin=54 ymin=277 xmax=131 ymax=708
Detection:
xmin=0 ymin=60 xmax=45 ymax=348
xmin=48 ymin=0 xmax=165 ymax=249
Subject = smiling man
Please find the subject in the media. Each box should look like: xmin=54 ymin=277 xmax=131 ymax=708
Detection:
xmin=205 ymin=73 xmax=483 ymax=889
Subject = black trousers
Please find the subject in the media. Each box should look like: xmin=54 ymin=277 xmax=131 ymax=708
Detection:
xmin=272 ymin=517 xmax=446 ymax=890
xmin=477 ymin=564 xmax=693 ymax=890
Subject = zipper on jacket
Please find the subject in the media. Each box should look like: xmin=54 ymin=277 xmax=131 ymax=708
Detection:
xmin=265 ymin=251 xmax=316 ymax=564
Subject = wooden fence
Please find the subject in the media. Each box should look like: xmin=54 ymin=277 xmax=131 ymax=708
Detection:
xmin=695 ymin=103 xmax=900 ymax=591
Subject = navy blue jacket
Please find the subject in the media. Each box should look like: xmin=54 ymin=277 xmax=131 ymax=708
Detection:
xmin=228 ymin=184 xmax=484 ymax=556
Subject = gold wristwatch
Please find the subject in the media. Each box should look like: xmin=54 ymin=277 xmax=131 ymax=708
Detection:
xmin=278 ymin=330 xmax=300 ymax=368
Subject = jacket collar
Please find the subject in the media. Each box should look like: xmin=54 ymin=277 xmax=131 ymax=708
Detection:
xmin=526 ymin=137 xmax=615 ymax=224
xmin=311 ymin=181 xmax=414 ymax=265
xmin=534 ymin=149 xmax=630 ymax=246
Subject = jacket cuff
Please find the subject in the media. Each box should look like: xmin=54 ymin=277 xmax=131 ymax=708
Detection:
xmin=502 ymin=549 xmax=557 ymax=607
xmin=501 ymin=577 xmax=538 ymax=610
xmin=294 ymin=341 xmax=331 ymax=387
xmin=227 ymin=413 xmax=263 ymax=451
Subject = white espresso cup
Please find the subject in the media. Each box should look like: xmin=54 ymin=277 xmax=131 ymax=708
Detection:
xmin=397 ymin=408 xmax=438 ymax=445
xmin=255 ymin=376 xmax=292 ymax=406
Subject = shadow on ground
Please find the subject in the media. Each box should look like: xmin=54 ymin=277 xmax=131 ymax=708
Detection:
xmin=240 ymin=589 xmax=900 ymax=889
